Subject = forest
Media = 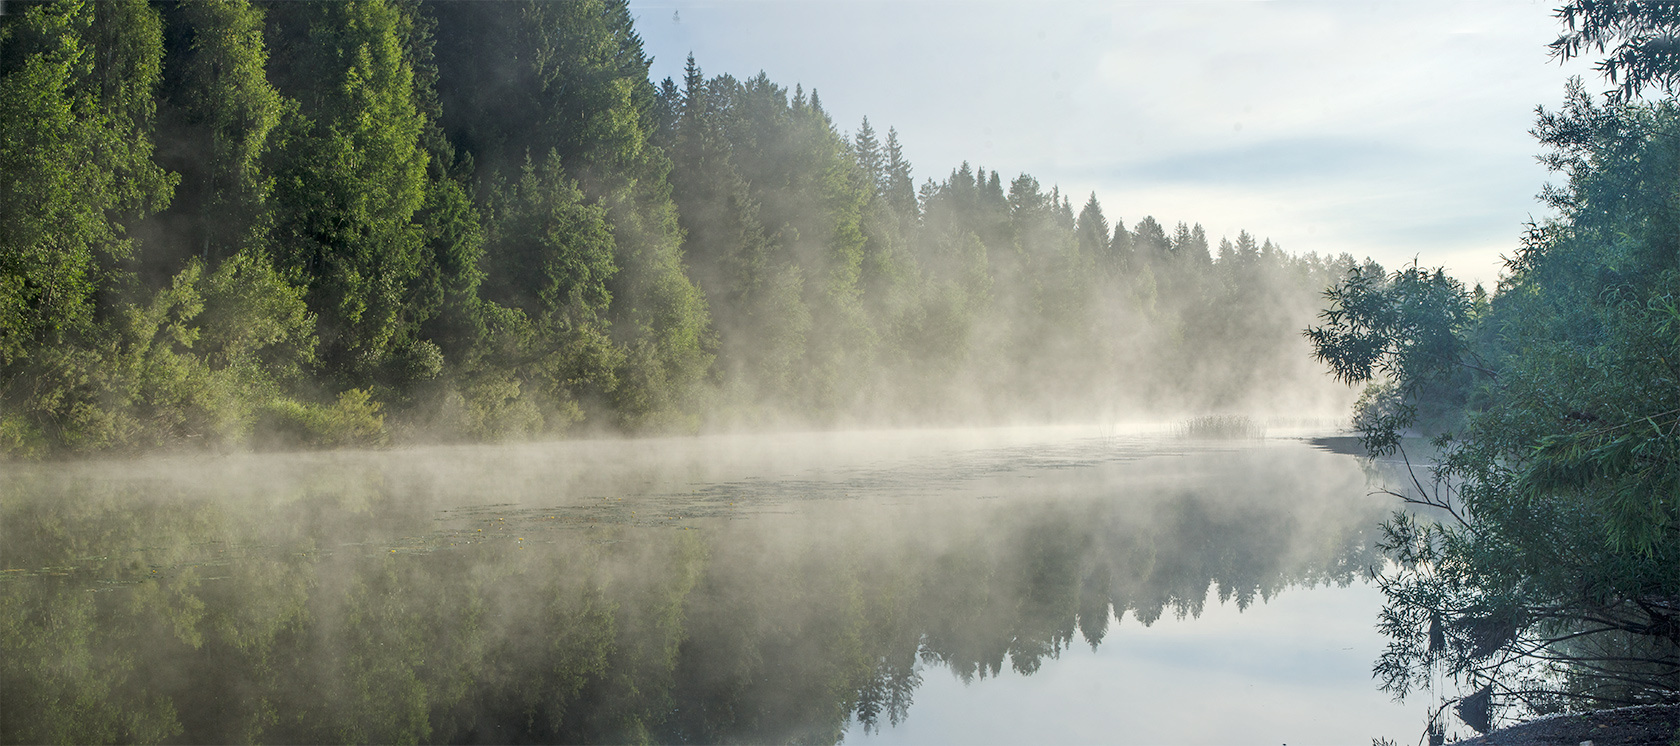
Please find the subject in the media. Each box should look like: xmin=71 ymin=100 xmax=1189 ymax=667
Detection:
xmin=0 ymin=0 xmax=1356 ymax=458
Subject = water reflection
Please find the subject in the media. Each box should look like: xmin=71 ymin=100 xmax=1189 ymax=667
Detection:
xmin=1 ymin=429 xmax=1389 ymax=744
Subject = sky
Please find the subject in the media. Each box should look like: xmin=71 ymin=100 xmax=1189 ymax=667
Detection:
xmin=626 ymin=0 xmax=1602 ymax=289
xmin=850 ymin=584 xmax=1417 ymax=745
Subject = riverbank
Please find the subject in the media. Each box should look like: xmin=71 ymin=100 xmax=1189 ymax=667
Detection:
xmin=1451 ymin=705 xmax=1680 ymax=746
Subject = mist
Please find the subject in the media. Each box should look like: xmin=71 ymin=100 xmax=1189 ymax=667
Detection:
xmin=657 ymin=64 xmax=1362 ymax=431
xmin=0 ymin=0 xmax=1366 ymax=458
xmin=7 ymin=1 xmax=1674 ymax=742
xmin=0 ymin=427 xmax=1414 ymax=743
xmin=0 ymin=1 xmax=1459 ymax=743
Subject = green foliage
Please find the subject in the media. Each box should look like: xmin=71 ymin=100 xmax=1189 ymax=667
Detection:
xmin=485 ymin=153 xmax=617 ymax=324
xmin=266 ymin=0 xmax=430 ymax=385
xmin=1311 ymin=81 xmax=1680 ymax=725
xmin=4 ymin=1 xmax=1351 ymax=455
xmin=1551 ymin=1 xmax=1680 ymax=101
xmin=1306 ymin=263 xmax=1482 ymax=454
xmin=197 ymin=252 xmax=316 ymax=380
xmin=256 ymin=388 xmax=385 ymax=448
xmin=412 ymin=175 xmax=487 ymax=361
xmin=0 ymin=0 xmax=175 ymax=367
xmin=429 ymin=0 xmax=713 ymax=430
xmin=154 ymin=0 xmax=283 ymax=264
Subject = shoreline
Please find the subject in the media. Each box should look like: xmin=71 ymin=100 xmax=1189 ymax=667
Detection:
xmin=1451 ymin=704 xmax=1680 ymax=746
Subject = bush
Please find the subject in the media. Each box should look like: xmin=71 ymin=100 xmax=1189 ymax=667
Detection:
xmin=254 ymin=389 xmax=386 ymax=449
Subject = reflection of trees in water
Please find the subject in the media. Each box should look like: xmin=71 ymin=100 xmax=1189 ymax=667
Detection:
xmin=1 ymin=462 xmax=1382 ymax=744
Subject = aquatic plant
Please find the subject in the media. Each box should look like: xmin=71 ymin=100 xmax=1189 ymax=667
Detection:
xmin=1175 ymin=415 xmax=1264 ymax=440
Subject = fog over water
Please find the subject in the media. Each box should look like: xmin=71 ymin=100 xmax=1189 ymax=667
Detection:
xmin=9 ymin=2 xmax=1677 ymax=743
xmin=2 ymin=426 xmax=1419 ymax=744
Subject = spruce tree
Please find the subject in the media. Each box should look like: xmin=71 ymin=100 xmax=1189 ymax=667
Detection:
xmin=1131 ymin=216 xmax=1169 ymax=260
xmin=883 ymin=127 xmax=916 ymax=220
xmin=430 ymin=0 xmax=711 ymax=427
xmin=1169 ymin=221 xmax=1194 ymax=264
xmin=853 ymin=116 xmax=883 ymax=194
xmin=1104 ymin=215 xmax=1133 ymax=273
xmin=1075 ymin=192 xmax=1109 ymax=259
xmin=1186 ymin=223 xmax=1211 ymax=265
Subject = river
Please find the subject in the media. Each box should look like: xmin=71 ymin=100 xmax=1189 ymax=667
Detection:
xmin=1 ymin=425 xmax=1419 ymax=744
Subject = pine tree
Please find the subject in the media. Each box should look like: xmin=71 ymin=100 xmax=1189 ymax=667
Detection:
xmin=1169 ymin=221 xmax=1194 ymax=264
xmin=1104 ymin=216 xmax=1133 ymax=273
xmin=430 ymin=0 xmax=712 ymax=426
xmin=1186 ymin=223 xmax=1211 ymax=265
xmin=1234 ymin=230 xmax=1259 ymax=266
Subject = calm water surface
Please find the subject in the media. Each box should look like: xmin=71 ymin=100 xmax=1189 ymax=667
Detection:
xmin=1 ymin=426 xmax=1418 ymax=744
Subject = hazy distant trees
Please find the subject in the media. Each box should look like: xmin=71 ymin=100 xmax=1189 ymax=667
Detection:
xmin=0 ymin=0 xmax=1354 ymax=456
xmin=656 ymin=60 xmax=1354 ymax=425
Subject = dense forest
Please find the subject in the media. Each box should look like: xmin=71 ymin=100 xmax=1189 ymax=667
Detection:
xmin=0 ymin=0 xmax=1356 ymax=458
xmin=1306 ymin=2 xmax=1680 ymax=734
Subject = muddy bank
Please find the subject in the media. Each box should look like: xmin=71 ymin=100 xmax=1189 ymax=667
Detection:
xmin=1451 ymin=705 xmax=1680 ymax=746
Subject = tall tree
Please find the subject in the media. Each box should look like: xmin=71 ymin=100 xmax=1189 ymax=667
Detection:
xmin=1075 ymin=193 xmax=1109 ymax=260
xmin=265 ymin=0 xmax=431 ymax=386
xmin=853 ymin=116 xmax=883 ymax=193
xmin=154 ymin=0 xmax=282 ymax=268
xmin=882 ymin=127 xmax=916 ymax=221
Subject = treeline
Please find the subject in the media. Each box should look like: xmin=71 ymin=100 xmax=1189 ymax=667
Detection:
xmin=0 ymin=0 xmax=1353 ymax=457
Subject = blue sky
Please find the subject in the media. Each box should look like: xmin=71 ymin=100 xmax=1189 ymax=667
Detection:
xmin=626 ymin=0 xmax=1601 ymax=288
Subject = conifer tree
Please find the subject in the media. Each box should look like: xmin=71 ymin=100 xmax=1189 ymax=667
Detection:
xmin=1234 ymin=230 xmax=1259 ymax=266
xmin=430 ymin=0 xmax=711 ymax=426
xmin=854 ymin=116 xmax=883 ymax=194
xmin=1075 ymin=193 xmax=1109 ymax=259
xmin=1169 ymin=222 xmax=1194 ymax=264
xmin=1104 ymin=217 xmax=1133 ymax=273
xmin=1132 ymin=217 xmax=1169 ymax=261
xmin=883 ymin=127 xmax=916 ymax=220
xmin=1186 ymin=223 xmax=1211 ymax=266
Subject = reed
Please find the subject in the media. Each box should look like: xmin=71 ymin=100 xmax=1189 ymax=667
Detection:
xmin=1175 ymin=415 xmax=1265 ymax=440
